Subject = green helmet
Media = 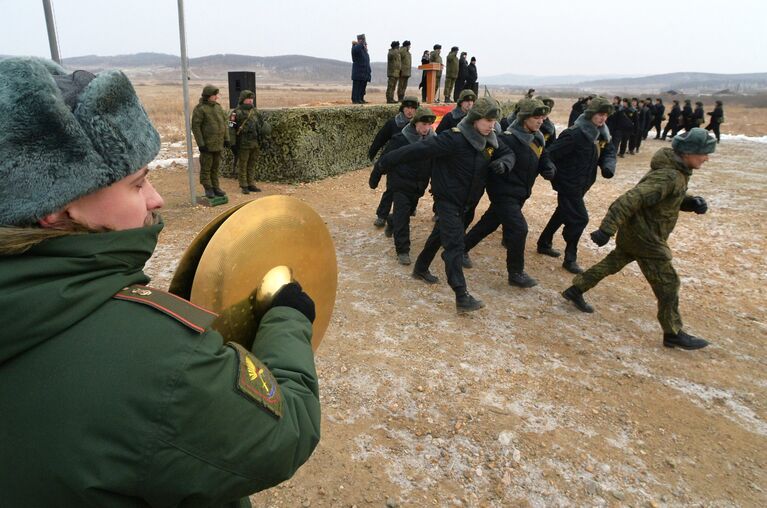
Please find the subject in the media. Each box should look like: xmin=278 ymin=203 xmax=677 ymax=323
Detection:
xmin=410 ymin=107 xmax=437 ymax=125
xmin=457 ymin=89 xmax=477 ymax=105
xmin=400 ymin=95 xmax=420 ymax=111
xmin=202 ymin=84 xmax=219 ymax=97
xmin=238 ymin=90 xmax=255 ymax=103
xmin=534 ymin=95 xmax=554 ymax=109
xmin=584 ymin=96 xmax=614 ymax=118
xmin=465 ymin=97 xmax=501 ymax=123
xmin=516 ymin=98 xmax=550 ymax=121
xmin=672 ymin=128 xmax=717 ymax=155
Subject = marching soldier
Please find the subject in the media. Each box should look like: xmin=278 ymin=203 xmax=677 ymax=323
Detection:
xmin=662 ymin=99 xmax=682 ymax=140
xmin=562 ymin=128 xmax=716 ymax=350
xmin=377 ymin=98 xmax=516 ymax=312
xmin=692 ymin=101 xmax=705 ymax=128
xmin=192 ymin=84 xmax=230 ymax=198
xmin=537 ymin=97 xmax=617 ymax=274
xmin=705 ymin=100 xmax=724 ymax=142
xmin=681 ymin=99 xmax=694 ymax=131
xmin=229 ymin=90 xmax=272 ymax=194
xmin=652 ymin=98 xmax=665 ymax=139
xmin=0 ymin=57 xmax=320 ymax=506
xmin=463 ymin=98 xmax=557 ymax=288
xmin=535 ymin=96 xmax=558 ymax=146
xmin=386 ymin=41 xmax=402 ymax=104
xmin=396 ymin=40 xmax=412 ymax=101
xmin=436 ymin=89 xmax=476 ymax=133
xmin=368 ymin=96 xmax=420 ymax=227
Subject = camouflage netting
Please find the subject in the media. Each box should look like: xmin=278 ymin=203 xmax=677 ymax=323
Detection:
xmin=221 ymin=105 xmax=399 ymax=182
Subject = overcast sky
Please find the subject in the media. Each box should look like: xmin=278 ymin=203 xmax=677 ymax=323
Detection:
xmin=2 ymin=0 xmax=765 ymax=77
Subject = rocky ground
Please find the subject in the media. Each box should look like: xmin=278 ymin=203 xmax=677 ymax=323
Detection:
xmin=143 ymin=132 xmax=766 ymax=507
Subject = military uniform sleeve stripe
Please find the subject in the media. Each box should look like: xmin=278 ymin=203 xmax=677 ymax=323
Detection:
xmin=113 ymin=285 xmax=217 ymax=333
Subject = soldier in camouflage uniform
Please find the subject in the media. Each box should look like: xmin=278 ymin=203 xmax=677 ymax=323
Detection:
xmin=396 ymin=40 xmax=412 ymax=101
xmin=386 ymin=41 xmax=401 ymax=104
xmin=443 ymin=46 xmax=459 ymax=103
xmin=562 ymin=128 xmax=716 ymax=350
xmin=229 ymin=90 xmax=272 ymax=194
xmin=429 ymin=44 xmax=443 ymax=101
xmin=192 ymin=84 xmax=230 ymax=198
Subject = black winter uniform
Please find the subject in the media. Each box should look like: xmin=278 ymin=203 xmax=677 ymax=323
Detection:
xmin=540 ymin=117 xmax=557 ymax=146
xmin=681 ymin=104 xmax=694 ymax=131
xmin=568 ymin=99 xmax=588 ymax=127
xmin=653 ymin=102 xmax=666 ymax=138
xmin=435 ymin=106 xmax=467 ymax=134
xmin=369 ymin=113 xmax=411 ymax=219
xmin=464 ymin=63 xmax=478 ymax=95
xmin=454 ymin=57 xmax=468 ymax=100
xmin=465 ymin=125 xmax=556 ymax=276
xmin=662 ymin=104 xmax=682 ymax=139
xmin=705 ymin=105 xmax=724 ymax=142
xmin=381 ymin=126 xmax=435 ymax=254
xmin=379 ymin=124 xmax=514 ymax=295
xmin=692 ymin=105 xmax=705 ymax=129
xmin=619 ymin=106 xmax=638 ymax=156
xmin=537 ymin=115 xmax=617 ymax=264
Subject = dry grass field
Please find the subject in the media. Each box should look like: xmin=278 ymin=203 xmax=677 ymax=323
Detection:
xmin=137 ymin=83 xmax=766 ymax=507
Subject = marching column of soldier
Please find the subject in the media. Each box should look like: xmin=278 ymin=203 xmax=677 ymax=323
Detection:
xmin=366 ymin=90 xmax=719 ymax=351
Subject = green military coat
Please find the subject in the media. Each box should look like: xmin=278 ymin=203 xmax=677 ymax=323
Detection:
xmin=229 ymin=98 xmax=270 ymax=150
xmin=599 ymin=147 xmax=693 ymax=259
xmin=445 ymin=50 xmax=459 ymax=78
xmin=387 ymin=47 xmax=402 ymax=78
xmin=399 ymin=46 xmax=412 ymax=77
xmin=192 ymin=98 xmax=230 ymax=152
xmin=0 ymin=222 xmax=321 ymax=507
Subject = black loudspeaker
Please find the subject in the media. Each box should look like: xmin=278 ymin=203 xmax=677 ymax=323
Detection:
xmin=228 ymin=71 xmax=256 ymax=109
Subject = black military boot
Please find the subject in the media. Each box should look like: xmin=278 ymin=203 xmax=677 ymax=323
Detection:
xmin=562 ymin=286 xmax=594 ymax=313
xmin=397 ymin=252 xmax=411 ymax=265
xmin=240 ymin=186 xmax=250 ymax=194
xmin=462 ymin=253 xmax=473 ymax=269
xmin=203 ymin=186 xmax=216 ymax=199
xmin=247 ymin=184 xmax=262 ymax=192
xmin=213 ymin=187 xmax=227 ymax=197
xmin=663 ymin=331 xmax=710 ymax=350
xmin=562 ymin=260 xmax=583 ymax=274
xmin=373 ymin=217 xmax=386 ymax=228
xmin=456 ymin=291 xmax=484 ymax=313
xmin=412 ymin=267 xmax=439 ymax=284
xmin=508 ymin=271 xmax=538 ymax=288
xmin=537 ymin=244 xmax=561 ymax=258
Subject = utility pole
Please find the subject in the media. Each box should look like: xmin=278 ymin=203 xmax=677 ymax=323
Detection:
xmin=42 ymin=0 xmax=61 ymax=64
xmin=177 ymin=0 xmax=196 ymax=204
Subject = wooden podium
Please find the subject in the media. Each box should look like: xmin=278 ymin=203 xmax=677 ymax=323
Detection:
xmin=418 ymin=63 xmax=444 ymax=104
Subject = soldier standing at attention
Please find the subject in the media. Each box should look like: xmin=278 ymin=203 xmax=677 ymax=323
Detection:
xmin=192 ymin=84 xmax=230 ymax=198
xmin=229 ymin=90 xmax=271 ymax=194
xmin=429 ymin=44 xmax=443 ymax=102
xmin=705 ymin=100 xmax=724 ymax=143
xmin=444 ymin=46 xmax=460 ymax=103
xmin=368 ymin=96 xmax=420 ymax=227
xmin=0 ymin=57 xmax=321 ymax=505
xmin=377 ymin=98 xmax=517 ymax=313
xmin=562 ymin=128 xmax=716 ymax=351
xmin=436 ymin=89 xmax=477 ymax=133
xmin=463 ymin=98 xmax=557 ymax=288
xmin=396 ymin=40 xmax=412 ymax=101
xmin=465 ymin=56 xmax=478 ymax=95
xmin=386 ymin=41 xmax=402 ymax=104
xmin=351 ymin=34 xmax=371 ymax=104
xmin=536 ymin=97 xmax=617 ymax=274
xmin=418 ymin=50 xmax=430 ymax=102
xmin=454 ymin=51 xmax=468 ymax=100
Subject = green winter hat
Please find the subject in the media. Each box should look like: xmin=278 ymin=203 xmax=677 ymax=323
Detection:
xmin=465 ymin=97 xmax=501 ymax=123
xmin=516 ymin=98 xmax=550 ymax=121
xmin=0 ymin=57 xmax=161 ymax=226
xmin=534 ymin=95 xmax=555 ymax=109
xmin=672 ymin=128 xmax=717 ymax=155
xmin=202 ymin=84 xmax=219 ymax=97
xmin=457 ymin=89 xmax=477 ymax=105
xmin=238 ymin=89 xmax=255 ymax=103
xmin=410 ymin=107 xmax=437 ymax=125
xmin=400 ymin=95 xmax=420 ymax=111
xmin=584 ymin=96 xmax=614 ymax=118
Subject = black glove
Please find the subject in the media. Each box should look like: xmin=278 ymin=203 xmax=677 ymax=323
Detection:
xmin=369 ymin=163 xmax=384 ymax=189
xmin=223 ymin=140 xmax=231 ymax=148
xmin=540 ymin=165 xmax=556 ymax=180
xmin=590 ymin=229 xmax=611 ymax=247
xmin=270 ymin=282 xmax=316 ymax=323
xmin=488 ymin=160 xmax=507 ymax=175
xmin=601 ymin=164 xmax=616 ymax=179
xmin=198 ymin=145 xmax=209 ymax=153
xmin=680 ymin=196 xmax=708 ymax=214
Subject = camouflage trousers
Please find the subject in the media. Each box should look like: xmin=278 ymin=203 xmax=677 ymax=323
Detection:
xmin=386 ymin=76 xmax=398 ymax=102
xmin=396 ymin=76 xmax=409 ymax=101
xmin=573 ymin=247 xmax=683 ymax=334
xmin=199 ymin=150 xmax=222 ymax=189
xmin=443 ymin=77 xmax=456 ymax=101
xmin=236 ymin=146 xmax=260 ymax=187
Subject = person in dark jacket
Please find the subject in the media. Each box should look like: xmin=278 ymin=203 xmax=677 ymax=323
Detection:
xmin=454 ymin=52 xmax=468 ymax=101
xmin=436 ymin=88 xmax=476 ymax=133
xmin=377 ymin=107 xmax=437 ymax=265
xmin=662 ymin=99 xmax=682 ymax=140
xmin=0 ymin=56 xmax=321 ymax=507
xmin=368 ymin=96 xmax=420 ymax=227
xmin=652 ymin=98 xmax=666 ymax=139
xmin=681 ymin=99 xmax=694 ymax=131
xmin=377 ymin=98 xmax=516 ymax=312
xmin=351 ymin=34 xmax=372 ymax=104
xmin=418 ymin=50 xmax=430 ymax=102
xmin=692 ymin=101 xmax=705 ymax=129
xmin=536 ymin=96 xmax=617 ymax=274
xmin=465 ymin=57 xmax=478 ymax=95
xmin=562 ymin=128 xmax=716 ymax=351
xmin=629 ymin=98 xmax=644 ymax=155
xmin=705 ymin=100 xmax=724 ymax=142
xmin=617 ymin=98 xmax=638 ymax=157
xmin=568 ymin=95 xmax=593 ymax=127
xmin=641 ymin=97 xmax=655 ymax=140
xmin=536 ymin=95 xmax=557 ymax=146
xmin=463 ymin=98 xmax=557 ymax=288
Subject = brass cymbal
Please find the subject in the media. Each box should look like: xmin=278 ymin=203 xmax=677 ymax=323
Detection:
xmin=187 ymin=196 xmax=337 ymax=351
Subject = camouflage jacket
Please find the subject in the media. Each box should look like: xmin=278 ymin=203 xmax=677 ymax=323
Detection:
xmin=387 ymin=48 xmax=402 ymax=77
xmin=192 ymin=98 xmax=229 ymax=151
xmin=600 ymin=147 xmax=693 ymax=259
xmin=445 ymin=51 xmax=459 ymax=78
xmin=229 ymin=104 xmax=270 ymax=150
xmin=399 ymin=46 xmax=412 ymax=77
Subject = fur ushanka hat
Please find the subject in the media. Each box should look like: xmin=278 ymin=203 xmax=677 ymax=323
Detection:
xmin=0 ymin=57 xmax=160 ymax=226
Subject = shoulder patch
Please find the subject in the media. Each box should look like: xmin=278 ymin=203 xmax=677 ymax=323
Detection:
xmin=451 ymin=127 xmax=461 ymax=132
xmin=113 ymin=284 xmax=217 ymax=333
xmin=226 ymin=342 xmax=283 ymax=418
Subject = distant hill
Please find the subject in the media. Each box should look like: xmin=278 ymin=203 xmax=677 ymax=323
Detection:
xmin=52 ymin=53 xmax=767 ymax=92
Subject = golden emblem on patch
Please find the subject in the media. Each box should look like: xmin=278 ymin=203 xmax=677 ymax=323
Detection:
xmin=246 ymin=356 xmax=271 ymax=393
xmin=131 ymin=288 xmax=152 ymax=296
